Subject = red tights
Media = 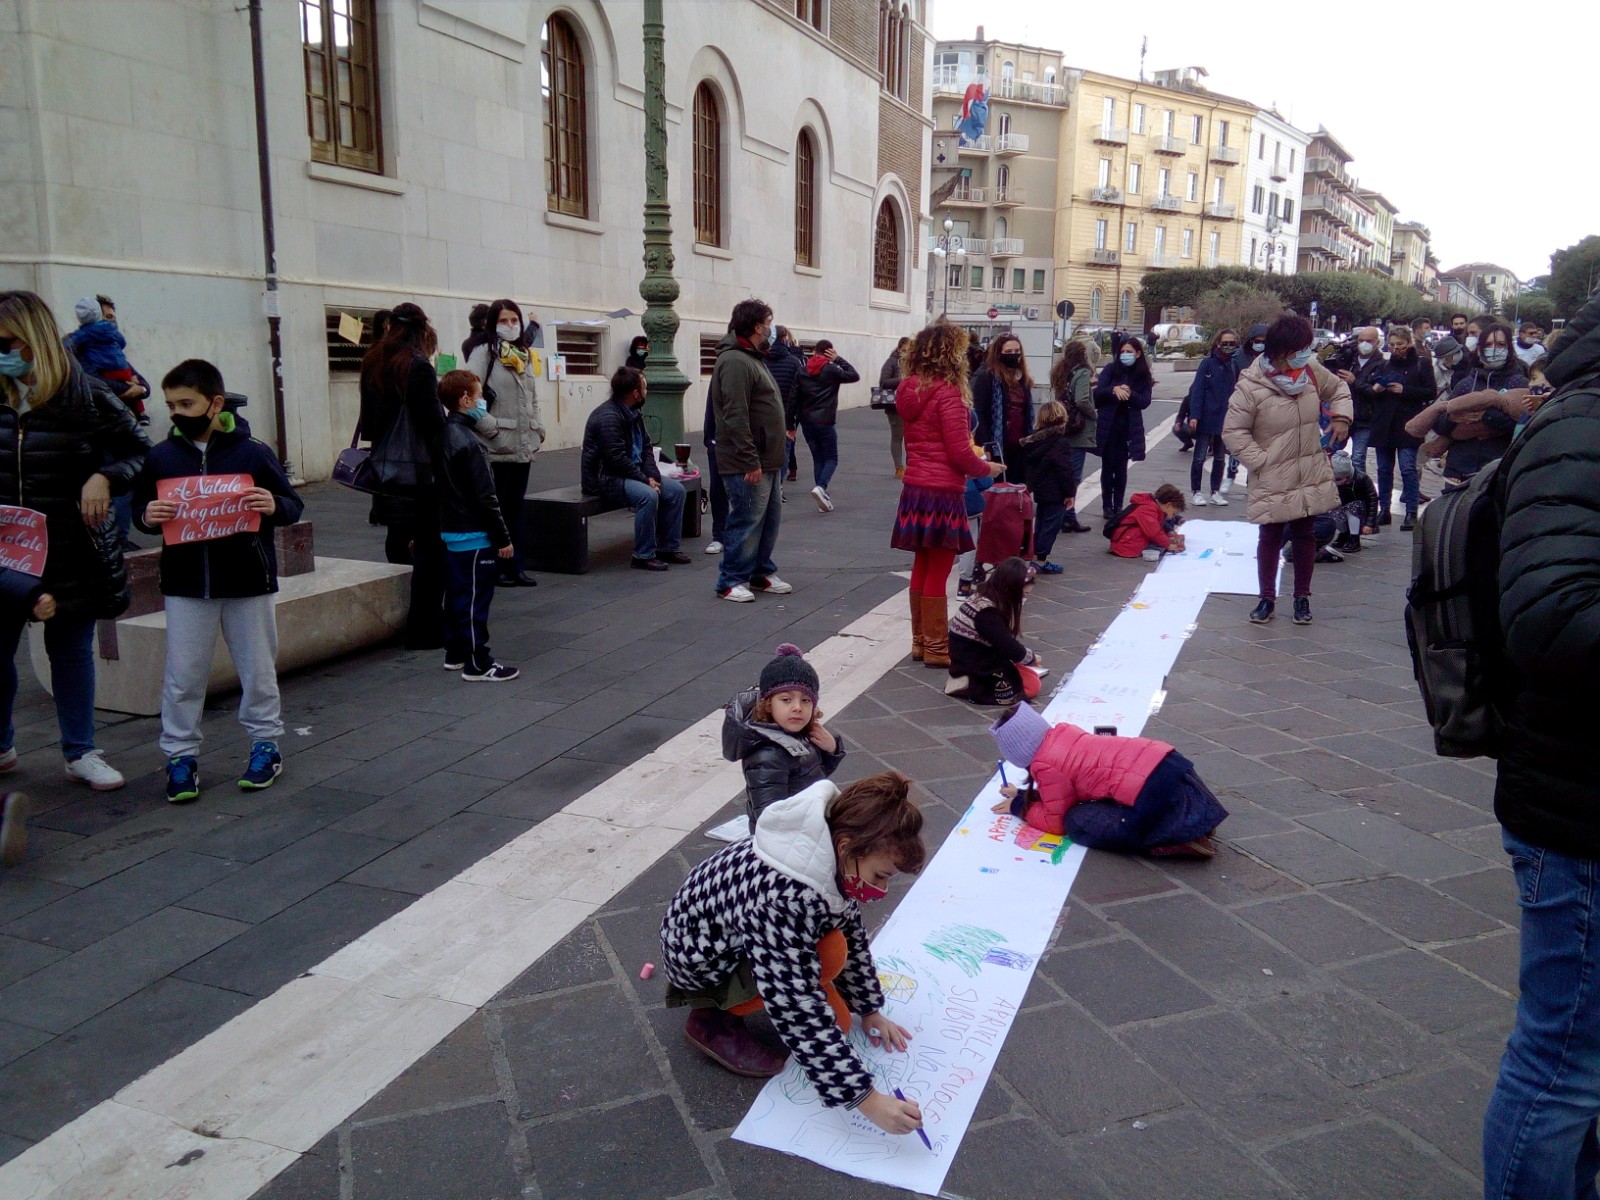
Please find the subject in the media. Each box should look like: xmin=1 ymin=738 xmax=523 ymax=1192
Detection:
xmin=910 ymin=548 xmax=957 ymax=598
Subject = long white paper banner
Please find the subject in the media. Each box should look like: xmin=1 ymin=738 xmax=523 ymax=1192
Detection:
xmin=731 ymin=522 xmax=1264 ymax=1193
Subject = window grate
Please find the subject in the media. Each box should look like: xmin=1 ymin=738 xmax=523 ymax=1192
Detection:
xmin=692 ymin=83 xmax=722 ymax=246
xmin=873 ymin=200 xmax=900 ymax=290
xmin=555 ymin=329 xmax=603 ymax=376
xmin=700 ymin=335 xmax=721 ymax=377
xmin=794 ymin=132 xmax=816 ymax=266
xmin=325 ymin=307 xmax=378 ymax=374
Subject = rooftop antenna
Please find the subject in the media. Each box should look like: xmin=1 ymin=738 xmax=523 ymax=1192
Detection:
xmin=1139 ymin=36 xmax=1147 ymax=82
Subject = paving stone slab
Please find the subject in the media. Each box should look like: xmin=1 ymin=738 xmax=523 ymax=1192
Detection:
xmin=29 ymin=787 xmax=168 ymax=838
xmin=17 ymin=803 xmax=237 ymax=888
xmin=497 ymin=921 xmax=614 ymax=1000
xmin=1076 ymin=1110 xmax=1297 ymax=1200
xmin=0 ymin=1018 xmax=52 ymax=1069
xmin=1335 ymin=949 xmax=1512 ymax=1034
xmin=1297 ymin=808 xmax=1486 ymax=883
xmin=449 ymin=723 xmax=595 ymax=781
xmin=467 ymin=755 xmax=622 ymax=823
xmin=1232 ymin=829 xmax=1384 ymax=886
xmin=184 ymin=786 xmax=380 ymax=863
xmin=1246 ymin=986 xmax=1422 ymax=1086
xmin=1107 ymin=893 xmax=1308 ymax=1003
xmin=340 ymin=812 xmax=529 ymax=897
xmin=0 ymin=933 xmax=66 ymax=989
xmin=247 ymin=1132 xmax=342 ymax=1200
xmin=349 ymin=1099 xmax=523 ymax=1200
xmin=500 ymin=982 xmax=664 ymax=1121
xmin=326 ymin=770 xmax=504 ymax=842
xmin=1072 ymin=851 xmax=1180 ymax=906
xmin=1337 ymin=782 xmax=1489 ymax=835
xmin=525 ymin=1093 xmax=714 ymax=1199
xmin=1432 ymin=868 xmax=1518 ymax=928
xmin=1323 ymin=876 xmax=1504 ymax=944
xmin=1234 ymin=892 xmax=1404 ymax=966
xmin=1436 ymin=930 xmax=1520 ymax=994
xmin=0 ymin=875 xmax=74 ymax=925
xmin=1311 ymin=731 xmax=1438 ymax=770
xmin=942 ymin=1116 xmax=1113 ymax=1200
xmin=1366 ymin=1064 xmax=1493 ymax=1176
xmin=1153 ymin=843 xmax=1306 ymax=907
xmin=1040 ymin=938 xmax=1215 ymax=1026
xmin=642 ymin=1005 xmax=782 ymax=1135
xmin=1393 ymin=760 xmax=1498 ymax=809
xmin=1261 ymin=1117 xmax=1477 ymax=1200
xmin=184 ymin=828 xmax=399 ymax=921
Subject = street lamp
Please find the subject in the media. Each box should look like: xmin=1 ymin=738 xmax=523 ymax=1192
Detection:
xmin=1255 ymin=239 xmax=1287 ymax=274
xmin=933 ymin=217 xmax=965 ymax=317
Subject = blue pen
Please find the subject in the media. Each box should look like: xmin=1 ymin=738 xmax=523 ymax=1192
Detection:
xmin=996 ymin=759 xmax=1009 ymax=787
xmin=893 ymin=1087 xmax=934 ymax=1149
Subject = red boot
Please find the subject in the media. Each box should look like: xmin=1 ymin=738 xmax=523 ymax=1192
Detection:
xmin=684 ymin=1009 xmax=788 ymax=1078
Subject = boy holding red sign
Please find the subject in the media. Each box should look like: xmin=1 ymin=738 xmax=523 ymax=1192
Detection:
xmin=134 ymin=360 xmax=303 ymax=803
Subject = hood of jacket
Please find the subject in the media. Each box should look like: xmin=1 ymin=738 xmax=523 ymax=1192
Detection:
xmin=751 ymin=779 xmax=847 ymax=913
xmin=1546 ymin=290 xmax=1600 ymax=390
xmin=1020 ymin=424 xmax=1064 ymax=448
xmin=722 ymin=685 xmax=815 ymax=761
xmin=806 ymin=354 xmax=829 ymax=376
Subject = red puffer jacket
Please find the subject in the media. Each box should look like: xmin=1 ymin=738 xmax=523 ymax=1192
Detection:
xmin=1109 ymin=492 xmax=1173 ymax=558
xmin=896 ymin=376 xmax=994 ymax=493
xmin=1022 ymin=723 xmax=1175 ymax=833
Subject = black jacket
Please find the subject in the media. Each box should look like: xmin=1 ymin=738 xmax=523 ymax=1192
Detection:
xmin=722 ymin=686 xmax=845 ymax=831
xmin=132 ymin=414 xmax=303 ymax=599
xmin=1366 ymin=348 xmax=1436 ymax=450
xmin=580 ymin=397 xmax=659 ymax=506
xmin=878 ymin=348 xmax=904 ymax=391
xmin=792 ymin=357 xmax=860 ymax=427
xmin=435 ymin=412 xmax=511 ymax=547
xmin=359 ymin=356 xmax=444 ymax=488
xmin=0 ymin=364 xmax=149 ymax=618
xmin=1019 ymin=425 xmax=1077 ymax=508
xmin=1494 ymin=298 xmax=1600 ymax=856
xmin=1346 ymin=353 xmax=1390 ymax=429
xmin=1436 ymin=362 xmax=1527 ymax=478
xmin=766 ymin=344 xmax=804 ymax=422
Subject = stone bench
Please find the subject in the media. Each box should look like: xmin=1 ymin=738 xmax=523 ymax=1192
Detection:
xmin=523 ymin=475 xmax=703 ymax=574
xmin=30 ymin=524 xmax=410 ymax=716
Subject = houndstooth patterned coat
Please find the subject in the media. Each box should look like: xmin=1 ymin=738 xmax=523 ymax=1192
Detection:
xmin=661 ymin=783 xmax=885 ymax=1108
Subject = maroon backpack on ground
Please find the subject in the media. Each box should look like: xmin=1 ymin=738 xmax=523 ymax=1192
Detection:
xmin=975 ymin=482 xmax=1035 ymax=568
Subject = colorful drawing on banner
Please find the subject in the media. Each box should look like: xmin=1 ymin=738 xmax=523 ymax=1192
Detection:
xmin=982 ymin=947 xmax=1034 ymax=970
xmin=923 ymin=924 xmax=1008 ymax=978
xmin=1197 ymin=548 xmax=1214 ymax=559
xmin=878 ymin=971 xmax=918 ymax=1005
xmin=0 ymin=506 xmax=47 ymax=577
xmin=156 ymin=474 xmax=260 ymax=545
xmin=1012 ymin=825 xmax=1071 ymax=864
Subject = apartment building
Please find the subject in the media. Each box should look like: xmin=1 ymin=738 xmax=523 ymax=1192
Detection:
xmin=1392 ymin=221 xmax=1431 ymax=289
xmin=1444 ymin=263 xmax=1523 ymax=315
xmin=1239 ymin=109 xmax=1308 ymax=275
xmin=1297 ymin=127 xmax=1363 ymax=274
xmin=1354 ymin=189 xmax=1398 ymax=278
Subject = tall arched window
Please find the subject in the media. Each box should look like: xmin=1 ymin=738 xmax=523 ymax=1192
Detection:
xmin=996 ymin=163 xmax=1011 ymax=201
xmin=1091 ymin=288 xmax=1103 ymax=322
xmin=692 ymin=82 xmax=722 ymax=246
xmin=541 ymin=16 xmax=588 ymax=217
xmin=873 ymin=199 xmax=900 ymax=290
xmin=1119 ymin=289 xmax=1132 ymax=324
xmin=994 ymin=216 xmax=1007 ymax=240
xmin=878 ymin=3 xmax=910 ymax=101
xmin=795 ymin=131 xmax=817 ymax=266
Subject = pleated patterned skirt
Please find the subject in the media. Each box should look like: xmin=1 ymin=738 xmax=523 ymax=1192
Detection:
xmin=891 ymin=484 xmax=974 ymax=553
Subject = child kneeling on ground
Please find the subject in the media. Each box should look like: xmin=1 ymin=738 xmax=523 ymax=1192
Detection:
xmin=135 ymin=359 xmax=304 ymax=803
xmin=724 ymin=643 xmax=845 ymax=833
xmin=990 ymin=703 xmax=1227 ymax=858
xmin=660 ymin=772 xmax=928 ymax=1138
xmin=946 ymin=557 xmax=1045 ymax=706
xmin=1108 ymin=483 xmax=1187 ymax=561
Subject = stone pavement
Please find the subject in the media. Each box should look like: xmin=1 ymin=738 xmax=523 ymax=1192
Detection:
xmin=226 ymin=375 xmax=1510 ymax=1200
xmin=0 ymin=373 xmax=1513 ymax=1199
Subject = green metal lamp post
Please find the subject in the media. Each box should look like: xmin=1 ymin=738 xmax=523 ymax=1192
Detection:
xmin=639 ymin=0 xmax=689 ymax=449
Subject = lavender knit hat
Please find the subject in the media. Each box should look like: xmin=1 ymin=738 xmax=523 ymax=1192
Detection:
xmin=990 ymin=702 xmax=1049 ymax=768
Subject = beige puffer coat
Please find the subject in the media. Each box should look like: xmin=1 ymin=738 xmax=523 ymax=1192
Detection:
xmin=1222 ymin=357 xmax=1352 ymax=525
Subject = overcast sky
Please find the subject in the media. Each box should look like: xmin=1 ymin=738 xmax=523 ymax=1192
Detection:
xmin=928 ymin=0 xmax=1594 ymax=284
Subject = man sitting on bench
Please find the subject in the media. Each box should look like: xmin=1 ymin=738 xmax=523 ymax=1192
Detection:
xmin=580 ymin=367 xmax=691 ymax=572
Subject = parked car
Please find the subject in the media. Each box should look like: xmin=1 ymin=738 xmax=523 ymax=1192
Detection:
xmin=1312 ymin=327 xmax=1345 ymax=349
xmin=1152 ymin=322 xmax=1205 ymax=349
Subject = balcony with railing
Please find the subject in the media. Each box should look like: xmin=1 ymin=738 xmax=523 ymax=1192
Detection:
xmin=1205 ymin=202 xmax=1237 ymax=219
xmin=995 ymin=133 xmax=1029 ymax=154
xmin=1089 ymin=185 xmax=1124 ymax=205
xmin=989 ymin=238 xmax=1024 ymax=257
xmin=1301 ymin=231 xmax=1351 ymax=260
xmin=1301 ymin=193 xmax=1352 ymax=227
xmin=957 ymin=135 xmax=992 ymax=154
xmin=992 ymin=186 xmax=1025 ymax=207
xmin=1210 ymin=144 xmax=1241 ymax=164
xmin=926 ymin=236 xmax=989 ymax=255
xmin=1148 ymin=193 xmax=1182 ymax=213
xmin=1306 ymin=156 xmax=1352 ymax=188
xmin=1092 ymin=123 xmax=1129 ymax=145
xmin=1151 ymin=134 xmax=1186 ymax=156
xmin=932 ymin=69 xmax=1069 ymax=107
xmin=1269 ymin=164 xmax=1288 ymax=182
xmin=945 ymin=184 xmax=986 ymax=205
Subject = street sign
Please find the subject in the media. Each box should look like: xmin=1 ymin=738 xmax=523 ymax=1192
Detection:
xmin=1056 ymin=300 xmax=1075 ymax=319
xmin=987 ymin=307 xmax=999 ymax=319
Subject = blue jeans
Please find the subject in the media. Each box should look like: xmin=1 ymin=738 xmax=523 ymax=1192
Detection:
xmin=1374 ymin=445 xmax=1419 ymax=515
xmin=444 ymin=546 xmax=499 ymax=674
xmin=622 ymin=476 xmax=685 ymax=560
xmin=717 ymin=470 xmax=781 ymax=592
xmin=1484 ymin=830 xmax=1600 ymax=1200
xmin=1033 ymin=500 xmax=1066 ymax=560
xmin=1190 ymin=433 xmax=1227 ymax=494
xmin=0 ymin=612 xmax=97 ymax=761
xmin=1348 ymin=427 xmax=1372 ymax=477
xmin=800 ymin=421 xmax=838 ymax=490
xmin=705 ymin=446 xmax=728 ymax=543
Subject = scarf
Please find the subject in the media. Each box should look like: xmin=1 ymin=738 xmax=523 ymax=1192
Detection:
xmin=1269 ymin=366 xmax=1311 ymax=396
xmin=497 ymin=340 xmax=529 ymax=375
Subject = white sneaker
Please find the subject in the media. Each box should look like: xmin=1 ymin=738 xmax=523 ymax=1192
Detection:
xmin=1192 ymin=492 xmax=1208 ymax=507
xmin=751 ymin=575 xmax=794 ymax=595
xmin=1209 ymin=492 xmax=1229 ymax=506
xmin=65 ymin=750 xmax=124 ymax=791
xmin=720 ymin=584 xmax=755 ymax=603
xmin=0 ymin=747 xmax=16 ymax=772
xmin=704 ymin=540 xmax=723 ymax=555
xmin=812 ymin=486 xmax=834 ymax=513
xmin=1219 ymin=478 xmax=1233 ymax=495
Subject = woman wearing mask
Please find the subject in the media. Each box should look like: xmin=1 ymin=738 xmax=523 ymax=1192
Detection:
xmin=1366 ymin=326 xmax=1434 ymax=531
xmin=971 ymin=335 xmax=1035 ymax=485
xmin=624 ymin=335 xmax=650 ymax=372
xmin=1425 ymin=320 xmax=1526 ymax=485
xmin=878 ymin=337 xmax=910 ymax=478
xmin=1185 ymin=329 xmax=1240 ymax=508
xmin=466 ymin=300 xmax=545 ymax=586
xmin=893 ymin=324 xmax=1006 ymax=667
xmin=1046 ymin=339 xmax=1098 ymax=533
xmin=1336 ymin=327 xmax=1388 ymax=476
xmin=0 ymin=291 xmax=151 ymax=790
xmin=1222 ymin=315 xmax=1351 ymax=628
xmin=1092 ymin=336 xmax=1154 ymax=518
xmin=360 ymin=302 xmax=447 ymax=649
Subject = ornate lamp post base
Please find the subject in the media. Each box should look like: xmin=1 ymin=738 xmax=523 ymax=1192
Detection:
xmin=640 ymin=0 xmax=689 ymax=448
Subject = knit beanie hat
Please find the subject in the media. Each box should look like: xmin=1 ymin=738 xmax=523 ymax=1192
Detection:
xmin=990 ymin=702 xmax=1049 ymax=768
xmin=74 ymin=296 xmax=101 ymax=326
xmin=759 ymin=643 xmax=819 ymax=704
xmin=1330 ymin=453 xmax=1354 ymax=483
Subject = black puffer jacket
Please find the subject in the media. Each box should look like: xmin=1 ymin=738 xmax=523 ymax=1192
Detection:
xmin=1346 ymin=352 xmax=1389 ymax=429
xmin=721 ymin=686 xmax=845 ymax=831
xmin=1366 ymin=348 xmax=1436 ymax=450
xmin=435 ymin=412 xmax=511 ymax=547
xmin=1494 ymin=297 xmax=1600 ymax=857
xmin=580 ymin=396 xmax=659 ymax=506
xmin=792 ymin=358 xmax=860 ymax=427
xmin=0 ymin=364 xmax=149 ymax=618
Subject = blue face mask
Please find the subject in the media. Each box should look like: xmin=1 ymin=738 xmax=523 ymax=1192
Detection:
xmin=469 ymin=401 xmax=488 ymax=419
xmin=1119 ymin=352 xmax=1137 ymax=366
xmin=0 ymin=350 xmax=28 ymax=379
xmin=1288 ymin=349 xmax=1315 ymax=369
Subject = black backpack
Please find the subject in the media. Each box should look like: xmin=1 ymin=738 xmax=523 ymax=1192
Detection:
xmin=1404 ymin=460 xmax=1509 ymax=758
xmin=1103 ymin=502 xmax=1138 ymax=540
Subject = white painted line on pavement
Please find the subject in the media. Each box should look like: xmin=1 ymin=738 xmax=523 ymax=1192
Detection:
xmin=1 ymin=586 xmax=917 ymax=1200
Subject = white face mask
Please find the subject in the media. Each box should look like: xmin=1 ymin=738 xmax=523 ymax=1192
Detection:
xmin=1357 ymin=341 xmax=1375 ymax=357
xmin=1464 ymin=335 xmax=1479 ymax=352
xmin=497 ymin=322 xmax=521 ymax=341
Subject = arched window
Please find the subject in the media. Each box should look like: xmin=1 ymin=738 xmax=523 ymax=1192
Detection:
xmin=994 ymin=216 xmax=1007 ymax=240
xmin=794 ymin=131 xmax=817 ymax=266
xmin=692 ymin=82 xmax=722 ymax=246
xmin=877 ymin=3 xmax=909 ymax=101
xmin=998 ymin=112 xmax=1011 ymax=137
xmin=873 ymin=200 xmax=900 ymax=290
xmin=541 ymin=15 xmax=588 ymax=217
xmin=796 ymin=0 xmax=823 ymax=31
xmin=996 ymin=163 xmax=1010 ymax=201
xmin=1091 ymin=288 xmax=1103 ymax=322
xmin=1119 ymin=289 xmax=1132 ymax=324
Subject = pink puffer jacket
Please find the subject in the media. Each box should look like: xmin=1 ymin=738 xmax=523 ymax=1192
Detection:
xmin=1022 ymin=723 xmax=1175 ymax=834
xmin=896 ymin=376 xmax=994 ymax=493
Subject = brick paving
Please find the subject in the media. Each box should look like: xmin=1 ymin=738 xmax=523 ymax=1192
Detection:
xmin=0 ymin=376 xmax=1512 ymax=1199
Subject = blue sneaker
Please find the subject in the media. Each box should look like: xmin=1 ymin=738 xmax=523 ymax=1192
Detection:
xmin=1034 ymin=560 xmax=1064 ymax=575
xmin=238 ymin=741 xmax=282 ymax=790
xmin=165 ymin=756 xmax=200 ymax=804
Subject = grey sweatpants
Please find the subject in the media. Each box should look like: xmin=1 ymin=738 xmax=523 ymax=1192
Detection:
xmin=161 ymin=594 xmax=283 ymax=758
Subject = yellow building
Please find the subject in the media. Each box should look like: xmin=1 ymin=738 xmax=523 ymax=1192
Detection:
xmin=1055 ymin=68 xmax=1257 ymax=331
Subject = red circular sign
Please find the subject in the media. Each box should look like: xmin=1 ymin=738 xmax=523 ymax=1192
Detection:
xmin=987 ymin=307 xmax=999 ymax=320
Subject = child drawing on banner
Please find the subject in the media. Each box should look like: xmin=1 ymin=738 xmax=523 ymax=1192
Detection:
xmin=945 ymin=557 xmax=1045 ymax=707
xmin=659 ymin=773 xmax=928 ymax=1137
xmin=989 ymin=702 xmax=1227 ymax=859
xmin=1107 ymin=483 xmax=1187 ymax=561
xmin=724 ymin=643 xmax=845 ymax=833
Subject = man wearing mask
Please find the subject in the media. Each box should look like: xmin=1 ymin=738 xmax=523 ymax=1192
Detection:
xmin=709 ymin=300 xmax=790 ymax=602
xmin=1222 ymin=323 xmax=1272 ymax=492
xmin=625 ymin=336 xmax=649 ymax=372
xmin=580 ymin=367 xmax=689 ymax=572
xmin=1449 ymin=313 xmax=1470 ymax=343
xmin=1515 ymin=322 xmax=1546 ymax=370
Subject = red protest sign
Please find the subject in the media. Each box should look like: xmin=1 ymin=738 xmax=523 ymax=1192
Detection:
xmin=0 ymin=506 xmax=48 ymax=577
xmin=157 ymin=474 xmax=261 ymax=545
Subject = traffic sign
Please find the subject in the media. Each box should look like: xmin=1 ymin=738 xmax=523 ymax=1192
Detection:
xmin=987 ymin=307 xmax=999 ymax=319
xmin=1056 ymin=300 xmax=1076 ymax=319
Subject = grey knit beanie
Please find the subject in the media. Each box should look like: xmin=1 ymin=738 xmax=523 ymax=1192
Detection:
xmin=758 ymin=643 xmax=819 ymax=704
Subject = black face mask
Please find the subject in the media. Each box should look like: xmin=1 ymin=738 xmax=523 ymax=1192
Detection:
xmin=999 ymin=354 xmax=1023 ymax=368
xmin=173 ymin=412 xmax=215 ymax=440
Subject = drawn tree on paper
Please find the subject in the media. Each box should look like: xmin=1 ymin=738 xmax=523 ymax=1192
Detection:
xmin=922 ymin=924 xmax=1008 ymax=978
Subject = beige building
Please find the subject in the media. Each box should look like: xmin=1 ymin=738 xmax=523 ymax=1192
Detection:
xmin=1298 ymin=128 xmax=1363 ymax=274
xmin=1354 ymin=188 xmax=1397 ymax=279
xmin=1054 ymin=67 xmax=1256 ymax=331
xmin=1392 ymin=221 xmax=1432 ymax=290
xmin=1444 ymin=263 xmax=1523 ymax=315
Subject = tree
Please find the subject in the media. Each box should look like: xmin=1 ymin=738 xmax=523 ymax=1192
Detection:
xmin=1138 ymin=266 xmax=1260 ymax=317
xmin=1508 ymin=290 xmax=1556 ymax=331
xmin=1192 ymin=282 xmax=1286 ymax=338
xmin=1549 ymin=235 xmax=1600 ymax=319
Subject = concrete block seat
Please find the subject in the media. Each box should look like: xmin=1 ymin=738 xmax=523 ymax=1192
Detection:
xmin=523 ymin=475 xmax=703 ymax=574
xmin=29 ymin=524 xmax=409 ymax=716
